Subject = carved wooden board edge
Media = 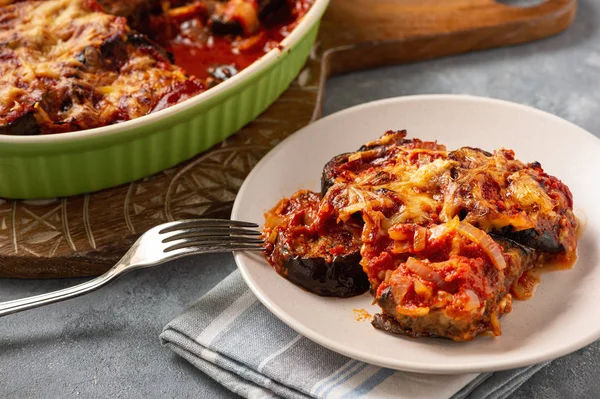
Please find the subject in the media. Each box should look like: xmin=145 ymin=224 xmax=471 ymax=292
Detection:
xmin=0 ymin=0 xmax=577 ymax=278
xmin=313 ymin=0 xmax=577 ymax=119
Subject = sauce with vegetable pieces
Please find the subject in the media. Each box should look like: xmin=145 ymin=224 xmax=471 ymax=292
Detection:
xmin=166 ymin=0 xmax=312 ymax=81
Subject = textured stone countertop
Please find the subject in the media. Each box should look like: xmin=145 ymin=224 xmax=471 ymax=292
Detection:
xmin=2 ymin=1 xmax=600 ymax=398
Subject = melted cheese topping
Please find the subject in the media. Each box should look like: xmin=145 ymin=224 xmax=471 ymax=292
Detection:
xmin=0 ymin=0 xmax=203 ymax=133
xmin=326 ymin=144 xmax=452 ymax=226
xmin=323 ymin=131 xmax=577 ymax=256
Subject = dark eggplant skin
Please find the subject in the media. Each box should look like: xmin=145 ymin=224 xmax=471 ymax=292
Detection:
xmin=321 ymin=152 xmax=351 ymax=197
xmin=264 ymin=190 xmax=367 ymax=298
xmin=375 ymin=285 xmax=394 ymax=315
xmin=321 ymin=131 xmax=411 ymax=197
xmin=372 ymin=313 xmax=420 ymax=337
xmin=358 ymin=129 xmax=408 ymax=152
xmin=281 ymin=252 xmax=369 ymax=298
xmin=0 ymin=111 xmax=39 ymax=136
xmin=210 ymin=0 xmax=289 ymax=34
xmin=76 ymin=32 xmax=173 ymax=72
xmin=499 ymin=228 xmax=563 ymax=253
xmin=258 ymin=0 xmax=289 ymax=19
xmin=210 ymin=15 xmax=243 ymax=35
xmin=491 ymin=234 xmax=537 ymax=259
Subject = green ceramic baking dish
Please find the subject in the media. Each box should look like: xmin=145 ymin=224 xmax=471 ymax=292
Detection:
xmin=0 ymin=0 xmax=329 ymax=199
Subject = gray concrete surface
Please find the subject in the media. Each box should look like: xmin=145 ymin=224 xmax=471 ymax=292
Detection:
xmin=2 ymin=0 xmax=600 ymax=397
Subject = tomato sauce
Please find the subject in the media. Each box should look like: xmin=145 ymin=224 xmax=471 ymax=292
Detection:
xmin=167 ymin=0 xmax=312 ymax=81
xmin=169 ymin=32 xmax=282 ymax=80
xmin=511 ymin=217 xmax=581 ymax=301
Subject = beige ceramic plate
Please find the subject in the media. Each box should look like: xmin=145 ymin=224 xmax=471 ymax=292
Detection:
xmin=232 ymin=95 xmax=600 ymax=374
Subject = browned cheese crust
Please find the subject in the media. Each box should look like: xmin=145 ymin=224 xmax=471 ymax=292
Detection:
xmin=0 ymin=0 xmax=205 ymax=134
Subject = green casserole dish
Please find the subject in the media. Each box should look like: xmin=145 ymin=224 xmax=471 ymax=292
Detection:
xmin=0 ymin=0 xmax=329 ymax=199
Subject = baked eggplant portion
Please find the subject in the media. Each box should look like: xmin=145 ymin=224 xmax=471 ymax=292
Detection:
xmin=0 ymin=0 xmax=205 ymax=134
xmin=265 ymin=130 xmax=578 ymax=340
xmin=447 ymin=147 xmax=576 ymax=254
xmin=1 ymin=0 xmax=313 ymax=134
xmin=320 ymin=130 xmax=447 ymax=197
xmin=321 ymin=131 xmax=577 ymax=257
xmin=369 ymin=223 xmax=538 ymax=341
xmin=262 ymin=190 xmax=369 ymax=297
xmin=445 ymin=147 xmax=577 ymax=255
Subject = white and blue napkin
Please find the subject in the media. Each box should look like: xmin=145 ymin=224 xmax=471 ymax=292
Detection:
xmin=160 ymin=271 xmax=547 ymax=399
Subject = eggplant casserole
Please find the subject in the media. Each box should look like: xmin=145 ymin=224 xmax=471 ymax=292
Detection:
xmin=262 ymin=130 xmax=579 ymax=341
xmin=0 ymin=0 xmax=312 ymax=134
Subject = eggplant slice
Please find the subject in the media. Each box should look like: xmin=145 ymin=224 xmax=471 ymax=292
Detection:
xmin=321 ymin=152 xmax=352 ymax=197
xmin=371 ymin=228 xmax=539 ymax=341
xmin=262 ymin=190 xmax=369 ymax=298
xmin=320 ymin=130 xmax=448 ymax=197
xmin=281 ymin=252 xmax=367 ymax=297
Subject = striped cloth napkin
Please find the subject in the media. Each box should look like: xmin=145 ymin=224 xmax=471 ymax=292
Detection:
xmin=160 ymin=271 xmax=548 ymax=399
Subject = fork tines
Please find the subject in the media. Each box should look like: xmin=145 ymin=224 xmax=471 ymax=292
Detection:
xmin=159 ymin=219 xmax=264 ymax=253
xmin=159 ymin=219 xmax=258 ymax=234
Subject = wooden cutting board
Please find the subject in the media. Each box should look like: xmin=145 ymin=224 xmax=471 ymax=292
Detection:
xmin=0 ymin=0 xmax=576 ymax=278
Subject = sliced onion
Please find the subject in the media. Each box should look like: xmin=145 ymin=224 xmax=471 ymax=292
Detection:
xmin=463 ymin=289 xmax=481 ymax=311
xmin=348 ymin=152 xmax=362 ymax=162
xmin=439 ymin=182 xmax=461 ymax=222
xmin=389 ymin=227 xmax=411 ymax=241
xmin=413 ymin=279 xmax=432 ymax=300
xmin=339 ymin=203 xmax=365 ymax=221
xmin=391 ymin=280 xmax=412 ymax=302
xmin=498 ymin=293 xmax=513 ymax=314
xmin=413 ymin=226 xmax=427 ymax=252
xmin=263 ymin=213 xmax=284 ymax=230
xmin=396 ymin=306 xmax=430 ymax=317
xmin=406 ymin=257 xmax=445 ymax=286
xmin=428 ymin=217 xmax=459 ymax=240
xmin=267 ymin=230 xmax=278 ymax=244
xmin=456 ymin=222 xmax=507 ymax=270
xmin=392 ymin=240 xmax=411 ymax=254
xmin=340 ymin=186 xmax=395 ymax=221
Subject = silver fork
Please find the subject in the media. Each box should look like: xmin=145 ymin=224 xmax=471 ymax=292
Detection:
xmin=0 ymin=219 xmax=263 ymax=317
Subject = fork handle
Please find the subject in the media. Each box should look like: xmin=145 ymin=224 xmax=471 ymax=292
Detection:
xmin=0 ymin=267 xmax=121 ymax=317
